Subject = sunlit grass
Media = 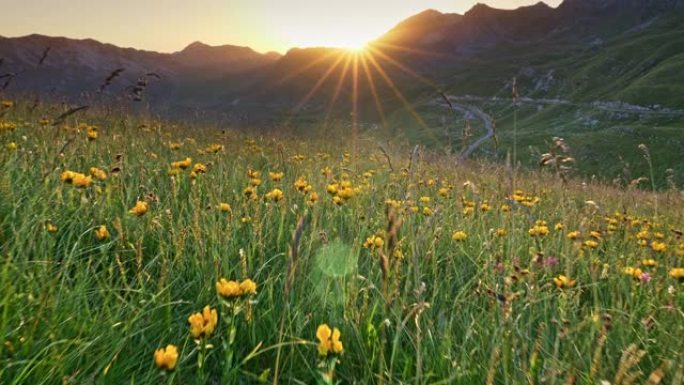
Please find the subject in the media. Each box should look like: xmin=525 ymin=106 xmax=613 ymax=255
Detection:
xmin=0 ymin=99 xmax=683 ymax=384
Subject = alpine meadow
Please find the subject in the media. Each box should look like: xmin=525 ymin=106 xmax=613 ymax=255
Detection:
xmin=1 ymin=0 xmax=683 ymax=384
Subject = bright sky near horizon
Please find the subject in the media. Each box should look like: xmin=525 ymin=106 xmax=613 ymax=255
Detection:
xmin=0 ymin=0 xmax=562 ymax=54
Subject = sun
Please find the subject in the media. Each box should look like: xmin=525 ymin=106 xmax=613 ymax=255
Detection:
xmin=275 ymin=24 xmax=375 ymax=52
xmin=342 ymin=41 xmax=369 ymax=53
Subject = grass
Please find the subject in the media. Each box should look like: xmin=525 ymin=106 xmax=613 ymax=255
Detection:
xmin=0 ymin=99 xmax=683 ymax=384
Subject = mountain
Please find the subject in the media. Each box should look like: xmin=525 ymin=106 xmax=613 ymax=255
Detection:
xmin=172 ymin=41 xmax=280 ymax=72
xmin=0 ymin=34 xmax=280 ymax=103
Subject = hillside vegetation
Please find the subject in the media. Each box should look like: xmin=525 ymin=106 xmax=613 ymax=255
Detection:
xmin=1 ymin=99 xmax=683 ymax=384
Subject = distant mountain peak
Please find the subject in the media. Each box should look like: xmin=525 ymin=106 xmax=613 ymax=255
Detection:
xmin=184 ymin=41 xmax=210 ymax=50
xmin=179 ymin=41 xmax=253 ymax=54
xmin=465 ymin=1 xmax=553 ymax=18
xmin=465 ymin=3 xmax=495 ymax=16
xmin=559 ymin=0 xmax=684 ymax=11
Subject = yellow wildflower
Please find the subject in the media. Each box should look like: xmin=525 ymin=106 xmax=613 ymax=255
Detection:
xmin=326 ymin=183 xmax=339 ymax=195
xmin=60 ymin=171 xmax=76 ymax=184
xmin=669 ymin=268 xmax=684 ymax=281
xmin=265 ymin=188 xmax=284 ymax=202
xmin=307 ymin=192 xmax=319 ymax=205
xmin=95 ymin=225 xmax=109 ymax=241
xmin=452 ymin=231 xmax=467 ymax=242
xmin=528 ymin=225 xmax=550 ymax=237
xmin=269 ymin=171 xmax=284 ymax=182
xmin=192 ymin=163 xmax=206 ymax=174
xmin=363 ymin=235 xmax=384 ymax=249
xmin=129 ymin=201 xmax=149 ymax=216
xmin=216 ymin=278 xmax=242 ymax=298
xmin=188 ymin=306 xmax=218 ymax=339
xmin=205 ymin=143 xmax=223 ymax=153
xmin=89 ymin=167 xmax=107 ymax=181
xmin=623 ymin=267 xmax=643 ymax=280
xmin=651 ymin=241 xmax=667 ymax=253
xmin=584 ymin=240 xmax=599 ymax=249
xmin=86 ymin=127 xmax=98 ymax=141
xmin=294 ymin=178 xmax=308 ymax=192
xmin=72 ymin=173 xmax=92 ymax=188
xmin=316 ymin=324 xmax=343 ymax=356
xmin=171 ymin=157 xmax=192 ymax=169
xmin=240 ymin=279 xmax=257 ymax=295
xmin=641 ymin=259 xmax=657 ymax=267
xmin=153 ymin=345 xmax=178 ymax=371
xmin=553 ymin=275 xmax=576 ymax=289
xmin=244 ymin=186 xmax=257 ymax=200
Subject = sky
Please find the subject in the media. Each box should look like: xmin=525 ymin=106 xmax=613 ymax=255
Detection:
xmin=0 ymin=0 xmax=563 ymax=54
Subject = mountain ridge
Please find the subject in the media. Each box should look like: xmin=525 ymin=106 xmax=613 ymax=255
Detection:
xmin=1 ymin=0 xmax=683 ymax=114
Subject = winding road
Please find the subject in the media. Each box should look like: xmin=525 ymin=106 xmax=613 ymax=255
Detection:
xmin=433 ymin=97 xmax=495 ymax=160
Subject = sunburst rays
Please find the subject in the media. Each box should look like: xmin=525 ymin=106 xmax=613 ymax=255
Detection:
xmin=281 ymin=41 xmax=449 ymax=140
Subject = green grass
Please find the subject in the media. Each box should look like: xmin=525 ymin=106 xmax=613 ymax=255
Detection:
xmin=1 ymin=100 xmax=683 ymax=384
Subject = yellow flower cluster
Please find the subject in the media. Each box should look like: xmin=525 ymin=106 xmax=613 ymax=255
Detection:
xmin=61 ymin=171 xmax=93 ymax=188
xmin=89 ymin=167 xmax=107 ymax=181
xmin=553 ymin=275 xmax=576 ymax=289
xmin=95 ymin=225 xmax=110 ymax=240
xmin=452 ymin=231 xmax=467 ymax=242
xmin=129 ymin=201 xmax=149 ymax=216
xmin=86 ymin=127 xmax=98 ymax=141
xmin=528 ymin=220 xmax=550 ymax=237
xmin=265 ymin=188 xmax=284 ymax=202
xmin=188 ymin=305 xmax=218 ymax=339
xmin=363 ymin=235 xmax=384 ymax=249
xmin=216 ymin=278 xmax=258 ymax=298
xmin=153 ymin=344 xmax=179 ymax=371
xmin=326 ymin=180 xmax=357 ymax=205
xmin=511 ymin=190 xmax=540 ymax=208
xmin=171 ymin=157 xmax=192 ymax=170
xmin=0 ymin=121 xmax=17 ymax=133
xmin=651 ymin=241 xmax=667 ymax=253
xmin=294 ymin=177 xmax=313 ymax=193
xmin=316 ymin=324 xmax=343 ymax=356
xmin=269 ymin=171 xmax=284 ymax=182
xmin=203 ymin=143 xmax=224 ymax=153
xmin=670 ymin=268 xmax=684 ymax=280
xmin=623 ymin=267 xmax=643 ymax=281
xmin=584 ymin=240 xmax=599 ymax=249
